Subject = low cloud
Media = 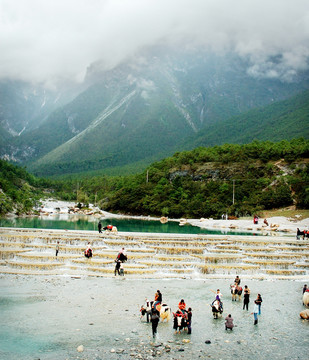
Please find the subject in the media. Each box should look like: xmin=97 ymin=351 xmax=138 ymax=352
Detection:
xmin=0 ymin=0 xmax=308 ymax=87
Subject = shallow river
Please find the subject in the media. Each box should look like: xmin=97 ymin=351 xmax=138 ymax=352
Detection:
xmin=0 ymin=276 xmax=308 ymax=360
xmin=0 ymin=215 xmax=255 ymax=235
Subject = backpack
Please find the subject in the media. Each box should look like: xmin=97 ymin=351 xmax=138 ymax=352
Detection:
xmin=151 ymin=312 xmax=159 ymax=321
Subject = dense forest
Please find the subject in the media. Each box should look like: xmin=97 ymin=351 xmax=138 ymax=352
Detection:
xmin=0 ymin=139 xmax=308 ymax=218
xmin=56 ymin=139 xmax=309 ymax=218
xmin=183 ymin=89 xmax=309 ymax=150
xmin=0 ymin=159 xmax=50 ymax=215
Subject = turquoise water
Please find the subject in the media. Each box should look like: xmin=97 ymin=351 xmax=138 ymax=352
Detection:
xmin=0 ymin=216 xmax=255 ymax=235
xmin=0 ymin=276 xmax=308 ymax=360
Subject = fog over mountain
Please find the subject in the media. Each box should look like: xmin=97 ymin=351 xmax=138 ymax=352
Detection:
xmin=0 ymin=0 xmax=309 ymax=88
xmin=1 ymin=1 xmax=309 ymax=177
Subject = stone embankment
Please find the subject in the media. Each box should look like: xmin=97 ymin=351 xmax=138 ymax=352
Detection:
xmin=0 ymin=227 xmax=308 ymax=279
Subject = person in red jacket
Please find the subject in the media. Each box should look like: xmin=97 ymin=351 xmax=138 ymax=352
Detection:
xmin=153 ymin=290 xmax=162 ymax=310
xmin=84 ymin=242 xmax=92 ymax=258
xmin=178 ymin=299 xmax=186 ymax=314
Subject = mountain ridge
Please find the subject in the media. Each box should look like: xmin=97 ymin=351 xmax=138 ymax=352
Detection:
xmin=1 ymin=51 xmax=309 ymax=177
xmin=182 ymin=89 xmax=309 ymax=151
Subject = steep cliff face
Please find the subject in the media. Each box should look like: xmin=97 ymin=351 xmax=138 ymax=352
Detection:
xmin=1 ymin=51 xmax=309 ymax=176
xmin=0 ymin=79 xmax=80 ymax=161
xmin=0 ymin=80 xmax=72 ymax=135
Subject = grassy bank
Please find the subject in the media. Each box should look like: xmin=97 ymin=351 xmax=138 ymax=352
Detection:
xmin=260 ymin=207 xmax=309 ymax=220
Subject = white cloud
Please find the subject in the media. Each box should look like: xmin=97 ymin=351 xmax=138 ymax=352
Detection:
xmin=0 ymin=0 xmax=308 ymax=86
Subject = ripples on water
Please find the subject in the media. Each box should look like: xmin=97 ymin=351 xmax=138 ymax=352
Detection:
xmin=0 ymin=276 xmax=308 ymax=359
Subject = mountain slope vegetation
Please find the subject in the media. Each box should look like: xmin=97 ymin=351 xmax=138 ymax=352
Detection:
xmin=0 ymin=159 xmax=49 ymax=215
xmin=0 ymin=139 xmax=308 ymax=218
xmin=183 ymin=90 xmax=309 ymax=150
xmin=61 ymin=139 xmax=309 ymax=218
xmin=33 ymin=87 xmax=309 ymax=178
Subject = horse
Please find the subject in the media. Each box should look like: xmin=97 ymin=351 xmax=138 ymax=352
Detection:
xmin=140 ymin=300 xmax=153 ymax=322
xmin=173 ymin=310 xmax=187 ymax=333
xmin=103 ymin=225 xmax=118 ymax=234
xmin=297 ymin=228 xmax=306 ymax=240
xmin=231 ymin=284 xmax=242 ymax=301
xmin=158 ymin=303 xmax=172 ymax=322
xmin=211 ymin=299 xmax=223 ymax=319
xmin=140 ymin=302 xmax=171 ymax=323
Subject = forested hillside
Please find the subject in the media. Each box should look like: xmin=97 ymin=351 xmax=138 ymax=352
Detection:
xmin=62 ymin=139 xmax=309 ymax=219
xmin=0 ymin=139 xmax=308 ymax=218
xmin=0 ymin=160 xmax=49 ymax=216
xmin=182 ymin=90 xmax=309 ymax=150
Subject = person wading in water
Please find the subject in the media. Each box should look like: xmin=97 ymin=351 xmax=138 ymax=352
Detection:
xmin=243 ymin=285 xmax=250 ymax=310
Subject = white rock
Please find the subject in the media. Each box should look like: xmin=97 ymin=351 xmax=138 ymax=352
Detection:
xmin=77 ymin=345 xmax=84 ymax=352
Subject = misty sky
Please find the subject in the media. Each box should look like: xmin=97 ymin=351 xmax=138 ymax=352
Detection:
xmin=0 ymin=0 xmax=309 ymax=87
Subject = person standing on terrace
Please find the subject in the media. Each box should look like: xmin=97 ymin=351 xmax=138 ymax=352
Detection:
xmin=55 ymin=241 xmax=60 ymax=257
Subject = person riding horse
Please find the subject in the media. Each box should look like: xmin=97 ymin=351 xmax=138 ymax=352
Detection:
xmin=231 ymin=283 xmax=243 ymax=301
xmin=211 ymin=298 xmax=223 ymax=318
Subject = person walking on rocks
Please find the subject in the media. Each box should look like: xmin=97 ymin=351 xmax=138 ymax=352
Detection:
xmin=187 ymin=307 xmax=192 ymax=334
xmin=143 ymin=298 xmax=153 ymax=323
xmin=243 ymin=285 xmax=250 ymax=310
xmin=98 ymin=221 xmax=102 ymax=233
xmin=114 ymin=259 xmax=121 ymax=276
xmin=150 ymin=308 xmax=160 ymax=338
xmin=55 ymin=241 xmax=60 ymax=257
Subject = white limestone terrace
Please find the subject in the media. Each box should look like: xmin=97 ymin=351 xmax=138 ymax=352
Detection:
xmin=0 ymin=226 xmax=308 ymax=280
xmin=188 ymin=217 xmax=309 ymax=236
